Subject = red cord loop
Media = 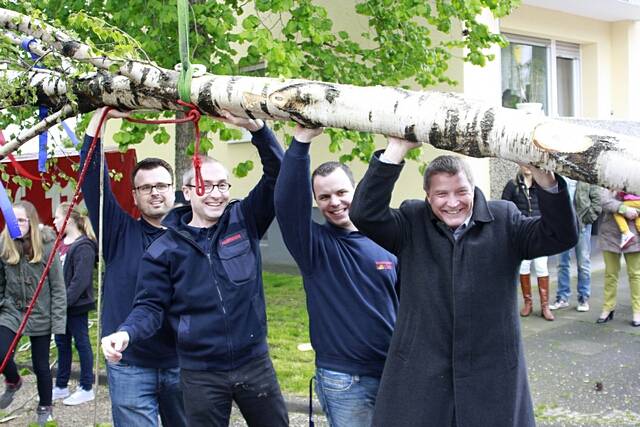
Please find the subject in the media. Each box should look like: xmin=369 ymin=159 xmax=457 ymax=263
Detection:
xmin=125 ymin=101 xmax=204 ymax=196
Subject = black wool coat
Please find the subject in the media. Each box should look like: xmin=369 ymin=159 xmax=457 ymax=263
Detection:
xmin=350 ymin=154 xmax=578 ymax=427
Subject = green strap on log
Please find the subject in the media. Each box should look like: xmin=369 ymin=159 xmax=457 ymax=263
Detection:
xmin=177 ymin=0 xmax=192 ymax=103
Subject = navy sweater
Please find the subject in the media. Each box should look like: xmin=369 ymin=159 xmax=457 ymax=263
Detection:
xmin=119 ymin=126 xmax=283 ymax=371
xmin=274 ymin=140 xmax=398 ymax=377
xmin=80 ymin=135 xmax=178 ymax=369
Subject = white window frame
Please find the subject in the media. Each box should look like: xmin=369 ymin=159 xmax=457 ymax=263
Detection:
xmin=502 ymin=33 xmax=581 ymax=117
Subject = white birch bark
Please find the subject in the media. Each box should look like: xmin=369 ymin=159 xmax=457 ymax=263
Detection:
xmin=1 ymin=7 xmax=639 ymax=192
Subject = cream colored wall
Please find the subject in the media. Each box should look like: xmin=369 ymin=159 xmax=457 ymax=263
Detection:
xmin=500 ymin=4 xmax=615 ymax=119
xmin=611 ymin=21 xmax=640 ymax=119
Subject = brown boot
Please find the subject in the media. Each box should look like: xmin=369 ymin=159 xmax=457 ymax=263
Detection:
xmin=519 ymin=274 xmax=533 ymax=317
xmin=538 ymin=276 xmax=554 ymax=321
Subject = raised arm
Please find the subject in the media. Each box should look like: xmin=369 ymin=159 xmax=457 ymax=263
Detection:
xmin=512 ymin=171 xmax=578 ymax=259
xmin=350 ymin=136 xmax=418 ymax=254
xmin=274 ymin=125 xmax=323 ymax=273
xmin=80 ymin=108 xmax=134 ymax=260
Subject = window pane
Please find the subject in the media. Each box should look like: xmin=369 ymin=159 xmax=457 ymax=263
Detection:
xmin=556 ymin=57 xmax=576 ymax=117
xmin=501 ymin=43 xmax=548 ymax=113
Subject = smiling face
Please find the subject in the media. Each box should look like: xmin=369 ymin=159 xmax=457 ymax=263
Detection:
xmin=313 ymin=168 xmax=356 ymax=231
xmin=132 ymin=167 xmax=175 ymax=223
xmin=183 ymin=161 xmax=230 ymax=227
xmin=425 ymin=171 xmax=474 ymax=229
xmin=13 ymin=206 xmax=30 ymax=238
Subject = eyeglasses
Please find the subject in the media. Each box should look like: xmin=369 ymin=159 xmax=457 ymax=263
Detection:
xmin=185 ymin=182 xmax=231 ymax=194
xmin=134 ymin=183 xmax=172 ymax=195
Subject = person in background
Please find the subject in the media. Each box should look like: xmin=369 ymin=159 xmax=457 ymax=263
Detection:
xmin=596 ymin=189 xmax=640 ymax=327
xmin=501 ymin=165 xmax=555 ymax=320
xmin=0 ymin=201 xmax=66 ymax=426
xmin=612 ymin=191 xmax=640 ymax=249
xmin=550 ymin=179 xmax=601 ymax=312
xmin=52 ymin=202 xmax=97 ymax=405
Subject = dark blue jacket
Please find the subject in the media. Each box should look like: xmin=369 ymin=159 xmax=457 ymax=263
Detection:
xmin=119 ymin=126 xmax=283 ymax=371
xmin=61 ymin=236 xmax=97 ymax=316
xmin=274 ymin=140 xmax=398 ymax=377
xmin=80 ymin=135 xmax=178 ymax=369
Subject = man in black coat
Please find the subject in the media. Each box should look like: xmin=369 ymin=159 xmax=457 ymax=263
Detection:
xmin=350 ymin=136 xmax=578 ymax=427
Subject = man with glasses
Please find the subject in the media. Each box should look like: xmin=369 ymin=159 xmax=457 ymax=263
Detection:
xmin=101 ymin=111 xmax=289 ymax=427
xmin=79 ymin=108 xmax=186 ymax=427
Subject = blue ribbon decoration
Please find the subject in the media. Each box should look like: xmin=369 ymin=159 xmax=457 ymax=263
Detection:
xmin=0 ymin=181 xmax=21 ymax=239
xmin=61 ymin=120 xmax=80 ymax=147
xmin=21 ymin=37 xmax=49 ymax=173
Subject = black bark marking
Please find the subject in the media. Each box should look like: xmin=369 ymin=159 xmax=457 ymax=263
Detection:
xmin=197 ymin=80 xmax=216 ymax=115
xmin=260 ymin=85 xmax=272 ymax=117
xmin=325 ymin=87 xmax=339 ymax=103
xmin=139 ymin=67 xmax=150 ymax=86
xmin=61 ymin=41 xmax=81 ymax=58
xmin=480 ymin=108 xmax=495 ymax=150
xmin=404 ymin=124 xmax=418 ymax=142
xmin=368 ymin=111 xmax=373 ymax=122
xmin=226 ymin=77 xmax=238 ymax=103
xmin=244 ymin=109 xmax=256 ymax=120
xmin=393 ymin=101 xmax=399 ymax=114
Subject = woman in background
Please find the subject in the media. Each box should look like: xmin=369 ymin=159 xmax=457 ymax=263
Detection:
xmin=0 ymin=200 xmax=66 ymax=425
xmin=52 ymin=202 xmax=97 ymax=405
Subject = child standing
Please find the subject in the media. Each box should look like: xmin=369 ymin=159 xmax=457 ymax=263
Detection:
xmin=52 ymin=202 xmax=97 ymax=406
xmin=613 ymin=192 xmax=640 ymax=249
xmin=0 ymin=201 xmax=66 ymax=425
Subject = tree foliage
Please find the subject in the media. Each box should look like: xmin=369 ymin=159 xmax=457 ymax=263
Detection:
xmin=0 ymin=0 xmax=519 ymax=180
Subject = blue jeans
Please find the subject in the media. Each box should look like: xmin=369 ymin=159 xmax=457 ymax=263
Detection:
xmin=55 ymin=312 xmax=94 ymax=390
xmin=315 ymin=368 xmax=380 ymax=427
xmin=557 ymin=224 xmax=592 ymax=302
xmin=107 ymin=362 xmax=186 ymax=427
xmin=179 ymin=353 xmax=288 ymax=427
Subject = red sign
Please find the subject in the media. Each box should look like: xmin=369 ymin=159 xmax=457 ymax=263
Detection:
xmin=0 ymin=148 xmax=139 ymax=227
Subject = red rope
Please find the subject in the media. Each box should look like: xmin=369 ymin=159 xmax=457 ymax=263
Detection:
xmin=0 ymin=103 xmax=205 ymax=374
xmin=0 ymin=107 xmax=113 ymax=375
xmin=125 ymin=101 xmax=204 ymax=196
xmin=0 ymin=129 xmax=42 ymax=181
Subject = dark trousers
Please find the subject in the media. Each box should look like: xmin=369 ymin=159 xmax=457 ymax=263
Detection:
xmin=0 ymin=326 xmax=52 ymax=406
xmin=55 ymin=312 xmax=94 ymax=390
xmin=180 ymin=353 xmax=289 ymax=427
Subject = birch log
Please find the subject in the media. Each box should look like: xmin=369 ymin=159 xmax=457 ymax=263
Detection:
xmin=1 ymin=7 xmax=639 ymax=192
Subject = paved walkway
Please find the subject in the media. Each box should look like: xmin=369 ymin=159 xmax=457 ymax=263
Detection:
xmin=526 ymin=250 xmax=640 ymax=427
xmin=2 ymin=249 xmax=639 ymax=426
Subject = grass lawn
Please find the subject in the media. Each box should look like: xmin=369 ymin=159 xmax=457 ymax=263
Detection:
xmin=13 ymin=271 xmax=314 ymax=397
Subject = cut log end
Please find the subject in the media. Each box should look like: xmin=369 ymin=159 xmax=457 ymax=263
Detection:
xmin=532 ymin=122 xmax=594 ymax=153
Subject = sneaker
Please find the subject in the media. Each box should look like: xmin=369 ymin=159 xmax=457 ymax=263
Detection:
xmin=62 ymin=387 xmax=95 ymax=406
xmin=577 ymin=299 xmax=590 ymax=312
xmin=35 ymin=405 xmax=53 ymax=426
xmin=52 ymin=386 xmax=70 ymax=400
xmin=0 ymin=377 xmax=22 ymax=409
xmin=620 ymin=232 xmax=636 ymax=249
xmin=549 ymin=299 xmax=569 ymax=310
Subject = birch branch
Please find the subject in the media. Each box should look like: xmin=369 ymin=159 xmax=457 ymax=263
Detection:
xmin=1 ymin=8 xmax=639 ymax=193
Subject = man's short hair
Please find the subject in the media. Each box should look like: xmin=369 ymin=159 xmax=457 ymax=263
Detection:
xmin=131 ymin=158 xmax=174 ymax=185
xmin=423 ymin=155 xmax=474 ymax=192
xmin=182 ymin=156 xmax=227 ymax=186
xmin=311 ymin=162 xmax=355 ymax=194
